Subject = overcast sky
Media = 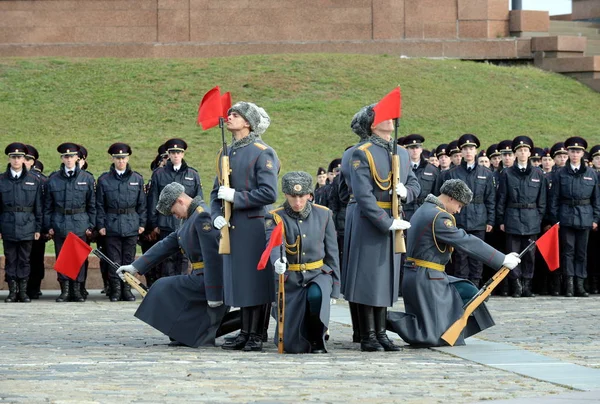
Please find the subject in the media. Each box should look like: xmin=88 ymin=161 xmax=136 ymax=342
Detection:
xmin=510 ymin=0 xmax=572 ymax=15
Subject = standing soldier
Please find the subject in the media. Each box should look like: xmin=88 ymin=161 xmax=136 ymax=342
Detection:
xmin=343 ymin=104 xmax=419 ymax=352
xmin=212 ymin=102 xmax=279 ymax=352
xmin=44 ymin=143 xmax=96 ymax=302
xmin=448 ymin=140 xmax=462 ymax=168
xmin=0 ymin=143 xmax=43 ymax=303
xmin=587 ymin=145 xmax=600 ymax=294
xmin=496 ymin=136 xmax=547 ymax=298
xmin=552 ymin=142 xmax=569 ymax=169
xmin=487 ymin=144 xmax=501 ymax=172
xmin=541 ymin=148 xmax=554 ymax=174
xmin=147 ymin=138 xmax=203 ymax=278
xmin=436 ymin=144 xmax=452 ymax=172
xmin=530 ymin=147 xmax=544 ymax=168
xmin=441 ymin=134 xmax=495 ymax=287
xmin=96 ymin=143 xmax=147 ymax=302
xmin=548 ymin=137 xmax=600 ymax=297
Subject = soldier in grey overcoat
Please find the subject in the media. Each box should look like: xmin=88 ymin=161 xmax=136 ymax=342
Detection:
xmin=387 ymin=179 xmax=521 ymax=347
xmin=343 ymin=104 xmax=420 ymax=352
xmin=267 ymin=171 xmax=340 ymax=354
xmin=117 ymin=183 xmax=229 ymax=348
xmin=211 ymin=102 xmax=279 ymax=352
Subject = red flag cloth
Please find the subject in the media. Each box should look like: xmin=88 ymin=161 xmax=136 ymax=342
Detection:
xmin=221 ymin=92 xmax=231 ymax=120
xmin=54 ymin=232 xmax=92 ymax=280
xmin=536 ymin=223 xmax=560 ymax=271
xmin=197 ymin=86 xmax=222 ymax=130
xmin=372 ymin=86 xmax=402 ymax=127
xmin=257 ymin=221 xmax=284 ymax=270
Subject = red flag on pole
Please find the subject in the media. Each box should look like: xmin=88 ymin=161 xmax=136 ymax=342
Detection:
xmin=372 ymin=86 xmax=402 ymax=127
xmin=257 ymin=221 xmax=284 ymax=270
xmin=221 ymin=92 xmax=231 ymax=120
xmin=54 ymin=232 xmax=92 ymax=280
xmin=536 ymin=223 xmax=560 ymax=271
xmin=197 ymin=86 xmax=222 ymax=130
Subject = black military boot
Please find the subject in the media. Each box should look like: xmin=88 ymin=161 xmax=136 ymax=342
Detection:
xmin=521 ymin=278 xmax=535 ymax=298
xmin=590 ymin=277 xmax=599 ymax=294
xmin=262 ymin=303 xmax=271 ymax=342
xmin=374 ymin=306 xmax=401 ymax=351
xmin=510 ymin=278 xmax=522 ymax=298
xmin=550 ymin=272 xmax=561 ymax=296
xmin=18 ymin=278 xmax=31 ymax=303
xmin=564 ymin=276 xmax=574 ymax=297
xmin=121 ymin=281 xmax=136 ymax=302
xmin=216 ymin=310 xmax=242 ymax=339
xmin=222 ymin=307 xmax=249 ymax=350
xmin=243 ymin=305 xmax=264 ymax=352
xmin=5 ymin=279 xmax=18 ymax=303
xmin=56 ymin=281 xmax=70 ymax=302
xmin=307 ymin=314 xmax=326 ymax=354
xmin=101 ymin=278 xmax=110 ymax=295
xmin=71 ymin=281 xmax=85 ymax=302
xmin=349 ymin=302 xmax=361 ymax=343
xmin=574 ymin=277 xmax=589 ymax=297
xmin=109 ymin=279 xmax=121 ymax=302
xmin=27 ymin=278 xmax=42 ymax=300
xmin=358 ymin=304 xmax=384 ymax=352
xmin=498 ymin=278 xmax=509 ymax=297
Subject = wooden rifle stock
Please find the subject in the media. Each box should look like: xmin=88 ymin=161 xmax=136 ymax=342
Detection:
xmin=391 ymin=154 xmax=406 ymax=253
xmin=92 ymin=249 xmax=148 ymax=298
xmin=278 ymin=272 xmax=285 ymax=354
xmin=218 ymin=154 xmax=232 ymax=255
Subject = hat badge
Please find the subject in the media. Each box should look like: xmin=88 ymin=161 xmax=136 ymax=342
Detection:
xmin=174 ymin=144 xmax=178 ymax=148
xmin=293 ymin=184 xmax=302 ymax=192
xmin=66 ymin=149 xmax=70 ymax=153
xmin=575 ymin=143 xmax=579 ymax=147
xmin=119 ymin=150 xmax=123 ymax=154
xmin=520 ymin=141 xmax=524 ymax=145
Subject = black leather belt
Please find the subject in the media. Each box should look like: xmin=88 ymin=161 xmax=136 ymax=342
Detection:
xmin=107 ymin=208 xmax=136 ymax=214
xmin=2 ymin=206 xmax=33 ymax=212
xmin=560 ymin=199 xmax=590 ymax=206
xmin=55 ymin=207 xmax=86 ymax=215
xmin=507 ymin=203 xmax=536 ymax=209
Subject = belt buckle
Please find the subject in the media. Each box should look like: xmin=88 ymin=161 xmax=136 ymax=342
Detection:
xmin=300 ymin=263 xmax=306 ymax=270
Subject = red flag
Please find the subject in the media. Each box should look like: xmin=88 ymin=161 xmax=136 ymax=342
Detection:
xmin=54 ymin=232 xmax=92 ymax=280
xmin=221 ymin=92 xmax=231 ymax=120
xmin=536 ymin=223 xmax=560 ymax=271
xmin=197 ymin=86 xmax=222 ymax=130
xmin=372 ymin=86 xmax=402 ymax=127
xmin=257 ymin=221 xmax=284 ymax=270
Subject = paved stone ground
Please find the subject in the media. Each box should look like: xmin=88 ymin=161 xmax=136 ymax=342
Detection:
xmin=0 ymin=291 xmax=598 ymax=403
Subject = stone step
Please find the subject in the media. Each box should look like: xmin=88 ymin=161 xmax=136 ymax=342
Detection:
xmin=550 ymin=20 xmax=600 ymax=29
xmin=537 ymin=55 xmax=600 ymax=73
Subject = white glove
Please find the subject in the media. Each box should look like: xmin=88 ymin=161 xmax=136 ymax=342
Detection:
xmin=207 ymin=300 xmax=224 ymax=308
xmin=218 ymin=186 xmax=235 ymax=203
xmin=389 ymin=219 xmax=411 ymax=231
xmin=395 ymin=182 xmax=408 ymax=199
xmin=274 ymin=257 xmax=288 ymax=275
xmin=213 ymin=216 xmax=227 ymax=230
xmin=502 ymin=252 xmax=521 ymax=270
xmin=116 ymin=264 xmax=138 ymax=281
xmin=330 ymin=298 xmax=337 ymax=305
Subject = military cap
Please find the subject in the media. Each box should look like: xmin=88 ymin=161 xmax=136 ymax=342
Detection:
xmin=77 ymin=144 xmax=88 ymax=159
xmin=530 ymin=147 xmax=544 ymax=160
xmin=350 ymin=104 xmax=375 ymax=139
xmin=448 ymin=140 xmax=461 ymax=156
xmin=33 ymin=160 xmax=44 ymax=173
xmin=5 ymin=142 xmax=28 ymax=157
xmin=107 ymin=143 xmax=132 ymax=157
xmin=402 ymin=134 xmax=425 ymax=148
xmin=486 ymin=144 xmax=500 ymax=158
xmin=440 ymin=179 xmax=473 ymax=206
xmin=157 ymin=143 xmax=168 ymax=157
xmin=565 ymin=136 xmax=587 ymax=151
xmin=458 ymin=134 xmax=480 ymax=149
xmin=316 ymin=167 xmax=326 ymax=176
xmin=435 ymin=143 xmax=449 ymax=157
xmin=422 ymin=149 xmax=431 ymax=159
xmin=282 ymin=171 xmax=313 ymax=196
xmin=542 ymin=147 xmax=552 ymax=158
xmin=156 ymin=182 xmax=185 ymax=216
xmin=328 ymin=158 xmax=342 ymax=173
xmin=512 ymin=136 xmax=534 ymax=152
xmin=550 ymin=142 xmax=567 ymax=157
xmin=497 ymin=140 xmax=513 ymax=154
xmin=584 ymin=151 xmax=590 ymax=162
xmin=57 ymin=142 xmax=80 ymax=156
xmin=228 ymin=101 xmax=263 ymax=131
xmin=165 ymin=138 xmax=187 ymax=152
xmin=590 ymin=145 xmax=600 ymax=159
xmin=477 ymin=149 xmax=488 ymax=159
xmin=25 ymin=144 xmax=39 ymax=160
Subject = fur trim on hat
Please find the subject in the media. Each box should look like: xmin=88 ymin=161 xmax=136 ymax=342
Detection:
xmin=156 ymin=182 xmax=185 ymax=216
xmin=440 ymin=179 xmax=473 ymax=206
xmin=282 ymin=171 xmax=313 ymax=196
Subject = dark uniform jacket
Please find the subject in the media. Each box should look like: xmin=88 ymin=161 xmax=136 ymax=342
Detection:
xmin=0 ymin=165 xmax=43 ymax=241
xmin=548 ymin=165 xmax=600 ymax=228
xmin=148 ymin=159 xmax=202 ymax=232
xmin=96 ymin=165 xmax=147 ymax=237
xmin=442 ymin=162 xmax=495 ymax=231
xmin=404 ymin=158 xmax=441 ymax=221
xmin=43 ymin=165 xmax=96 ymax=237
xmin=496 ymin=164 xmax=547 ymax=235
xmin=313 ymin=183 xmax=330 ymax=206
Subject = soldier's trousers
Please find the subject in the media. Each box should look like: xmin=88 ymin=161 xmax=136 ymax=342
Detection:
xmin=54 ymin=235 xmax=87 ymax=283
xmin=453 ymin=230 xmax=485 ymax=282
xmin=587 ymin=229 xmax=600 ymax=280
xmin=559 ymin=226 xmax=589 ymax=278
xmin=506 ymin=233 xmax=537 ymax=280
xmin=29 ymin=239 xmax=46 ymax=286
xmin=3 ymin=240 xmax=33 ymax=280
xmin=158 ymin=230 xmax=189 ymax=277
xmin=105 ymin=236 xmax=138 ymax=280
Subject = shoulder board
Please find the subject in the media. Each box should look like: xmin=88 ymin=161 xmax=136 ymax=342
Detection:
xmin=434 ymin=207 xmax=456 ymax=225
xmin=269 ymin=207 xmax=284 ymax=215
xmin=49 ymin=171 xmax=61 ymax=178
xmin=196 ymin=205 xmax=205 ymax=214
xmin=98 ymin=171 xmax=111 ymax=180
xmin=186 ymin=166 xmax=198 ymax=173
xmin=253 ymin=142 xmax=268 ymax=151
xmin=132 ymin=171 xmax=144 ymax=179
xmin=358 ymin=142 xmax=373 ymax=151
xmin=269 ymin=208 xmax=284 ymax=224
xmin=313 ymin=204 xmax=330 ymax=211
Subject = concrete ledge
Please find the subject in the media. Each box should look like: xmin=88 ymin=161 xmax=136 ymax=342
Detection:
xmin=538 ymin=55 xmax=600 ymax=72
xmin=531 ymin=35 xmax=587 ymax=52
xmin=510 ymin=10 xmax=550 ymax=33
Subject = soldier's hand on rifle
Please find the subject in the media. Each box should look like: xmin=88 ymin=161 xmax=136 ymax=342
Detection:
xmin=213 ymin=216 xmax=228 ymax=230
xmin=207 ymin=300 xmax=224 ymax=308
xmin=34 ymin=232 xmax=40 ymax=241
xmin=116 ymin=264 xmax=138 ymax=281
xmin=274 ymin=257 xmax=288 ymax=275
xmin=330 ymin=298 xmax=337 ymax=305
xmin=218 ymin=185 xmax=235 ymax=203
xmin=395 ymin=182 xmax=408 ymax=199
xmin=389 ymin=219 xmax=411 ymax=231
xmin=502 ymin=252 xmax=521 ymax=270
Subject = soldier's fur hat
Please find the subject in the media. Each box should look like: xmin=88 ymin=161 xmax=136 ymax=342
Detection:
xmin=350 ymin=104 xmax=375 ymax=140
xmin=440 ymin=179 xmax=473 ymax=206
xmin=282 ymin=171 xmax=313 ymax=196
xmin=228 ymin=101 xmax=266 ymax=132
xmin=156 ymin=182 xmax=185 ymax=216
